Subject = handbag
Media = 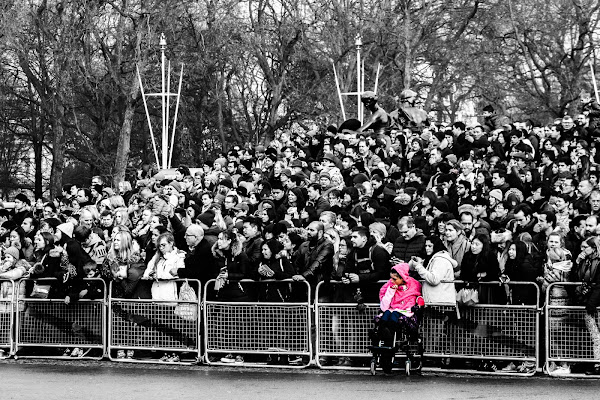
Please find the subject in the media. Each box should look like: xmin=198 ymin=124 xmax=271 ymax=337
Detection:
xmin=574 ymin=282 xmax=594 ymax=305
xmin=174 ymin=280 xmax=198 ymax=321
xmin=31 ymin=282 xmax=51 ymax=299
xmin=456 ymin=287 xmax=479 ymax=306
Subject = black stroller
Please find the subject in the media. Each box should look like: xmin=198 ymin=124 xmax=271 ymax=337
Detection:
xmin=368 ymin=304 xmax=425 ymax=375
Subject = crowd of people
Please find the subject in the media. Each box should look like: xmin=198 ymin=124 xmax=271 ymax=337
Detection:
xmin=1 ymin=90 xmax=600 ymax=374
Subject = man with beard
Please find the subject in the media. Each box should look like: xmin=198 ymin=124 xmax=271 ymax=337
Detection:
xmin=292 ymin=221 xmax=334 ymax=300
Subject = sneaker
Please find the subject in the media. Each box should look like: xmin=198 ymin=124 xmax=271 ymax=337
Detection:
xmin=62 ymin=348 xmax=71 ymax=357
xmin=70 ymin=348 xmax=81 ymax=357
xmin=220 ymin=354 xmax=236 ymax=363
xmin=234 ymin=355 xmax=244 ymax=364
xmin=126 ymin=350 xmax=134 ymax=359
xmin=0 ymin=350 xmax=5 ymax=359
xmin=586 ymin=364 xmax=600 ymax=375
xmin=168 ymin=353 xmax=180 ymax=363
xmin=289 ymin=356 xmax=303 ymax=366
xmin=336 ymin=357 xmax=352 ymax=367
xmin=116 ymin=350 xmax=126 ymax=359
xmin=501 ymin=362 xmax=517 ymax=372
xmin=544 ymin=361 xmax=557 ymax=374
xmin=516 ymin=361 xmax=536 ymax=373
xmin=159 ymin=353 xmax=170 ymax=362
xmin=550 ymin=365 xmax=571 ymax=376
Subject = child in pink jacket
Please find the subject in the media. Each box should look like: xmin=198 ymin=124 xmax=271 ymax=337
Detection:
xmin=377 ymin=263 xmax=423 ymax=338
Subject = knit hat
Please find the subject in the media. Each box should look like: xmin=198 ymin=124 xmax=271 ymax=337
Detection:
xmin=445 ymin=154 xmax=458 ymax=165
xmin=489 ymin=189 xmax=503 ymax=203
xmin=220 ymin=178 xmax=234 ymax=189
xmin=102 ymin=187 xmax=115 ymax=197
xmin=353 ymin=173 xmax=370 ymax=185
xmin=57 ymin=222 xmax=74 ymax=238
xmin=369 ymin=222 xmax=387 ymax=239
xmin=433 ymin=200 xmax=449 ymax=213
xmin=214 ymin=157 xmax=227 ymax=168
xmin=169 ymin=181 xmax=182 ymax=193
xmin=197 ymin=210 xmax=215 ymax=227
xmin=4 ymin=246 xmax=19 ymax=261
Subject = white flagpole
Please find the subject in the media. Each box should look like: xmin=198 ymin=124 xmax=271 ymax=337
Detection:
xmin=169 ymin=65 xmax=184 ymax=169
xmin=332 ymin=62 xmax=346 ymax=121
xmin=137 ymin=65 xmax=160 ymax=168
xmin=590 ymin=60 xmax=600 ymax=104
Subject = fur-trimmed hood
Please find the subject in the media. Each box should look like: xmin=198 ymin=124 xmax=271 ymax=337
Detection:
xmin=211 ymin=236 xmax=244 ymax=259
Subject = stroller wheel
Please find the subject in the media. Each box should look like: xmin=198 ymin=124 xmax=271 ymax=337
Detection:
xmin=370 ymin=358 xmax=376 ymax=376
xmin=405 ymin=360 xmax=411 ymax=376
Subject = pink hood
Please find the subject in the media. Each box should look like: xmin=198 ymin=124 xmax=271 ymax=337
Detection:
xmin=379 ymin=263 xmax=422 ymax=312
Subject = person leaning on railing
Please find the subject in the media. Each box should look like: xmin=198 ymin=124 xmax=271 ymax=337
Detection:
xmin=573 ymin=236 xmax=600 ymax=375
xmin=100 ymin=226 xmax=147 ymax=299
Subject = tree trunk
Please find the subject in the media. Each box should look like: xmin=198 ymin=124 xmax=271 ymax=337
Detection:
xmin=49 ymin=102 xmax=65 ymax=199
xmin=403 ymin=3 xmax=412 ymax=89
xmin=114 ymin=74 xmax=139 ymax=187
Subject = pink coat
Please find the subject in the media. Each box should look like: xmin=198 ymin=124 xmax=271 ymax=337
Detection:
xmin=379 ymin=263 xmax=422 ymax=312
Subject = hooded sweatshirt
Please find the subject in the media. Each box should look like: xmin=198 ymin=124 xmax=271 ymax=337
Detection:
xmin=414 ymin=251 xmax=457 ymax=305
xmin=379 ymin=263 xmax=422 ymax=316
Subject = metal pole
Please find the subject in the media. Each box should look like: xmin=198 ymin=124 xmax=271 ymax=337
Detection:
xmin=590 ymin=60 xmax=600 ymax=104
xmin=374 ymin=63 xmax=381 ymax=93
xmin=160 ymin=33 xmax=167 ymax=169
xmin=166 ymin=60 xmax=171 ymax=168
xmin=332 ymin=62 xmax=346 ymax=121
xmin=356 ymin=34 xmax=362 ymax=123
xmin=137 ymin=65 xmax=160 ymax=168
xmin=169 ymin=65 xmax=184 ymax=169
xmin=361 ymin=59 xmax=365 ymax=122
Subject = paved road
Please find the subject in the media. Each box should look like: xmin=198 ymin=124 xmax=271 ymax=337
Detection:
xmin=2 ymin=361 xmax=599 ymax=400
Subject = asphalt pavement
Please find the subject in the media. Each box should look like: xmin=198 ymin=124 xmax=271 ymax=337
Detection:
xmin=2 ymin=360 xmax=599 ymax=400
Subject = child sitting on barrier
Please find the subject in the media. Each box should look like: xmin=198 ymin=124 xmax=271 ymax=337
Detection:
xmin=372 ymin=263 xmax=424 ymax=346
xmin=67 ymin=261 xmax=104 ymax=302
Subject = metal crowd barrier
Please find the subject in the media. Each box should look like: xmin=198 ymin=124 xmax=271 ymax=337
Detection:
xmin=545 ymin=282 xmax=600 ymax=376
xmin=107 ymin=279 xmax=201 ymax=365
xmin=15 ymin=278 xmax=107 ymax=360
xmin=0 ymin=279 xmax=16 ymax=357
xmin=315 ymin=280 xmax=540 ymax=375
xmin=203 ymin=279 xmax=312 ymax=368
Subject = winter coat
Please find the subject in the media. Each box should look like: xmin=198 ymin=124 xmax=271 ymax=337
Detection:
xmin=257 ymin=257 xmax=295 ymax=302
xmin=379 ymin=263 xmax=422 ymax=313
xmin=414 ymin=251 xmax=457 ymax=305
xmin=101 ymin=252 xmax=148 ymax=299
xmin=144 ymin=248 xmax=185 ymax=301
xmin=211 ymin=239 xmax=251 ymax=301
xmin=344 ymin=242 xmax=389 ymax=303
xmin=81 ymin=233 xmax=107 ymax=266
xmin=445 ymin=234 xmax=470 ymax=277
xmin=0 ymin=259 xmax=28 ymax=311
xmin=293 ymin=237 xmax=334 ymax=289
xmin=392 ymin=232 xmax=426 ymax=262
xmin=460 ymin=250 xmax=504 ymax=304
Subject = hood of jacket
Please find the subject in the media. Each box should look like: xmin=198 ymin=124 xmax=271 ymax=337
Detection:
xmin=211 ymin=236 xmax=243 ymax=259
xmin=431 ymin=250 xmax=458 ymax=269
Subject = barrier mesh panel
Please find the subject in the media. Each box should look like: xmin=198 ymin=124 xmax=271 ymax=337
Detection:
xmin=547 ymin=307 xmax=598 ymax=360
xmin=317 ymin=305 xmax=380 ymax=355
xmin=110 ymin=301 xmax=198 ymax=350
xmin=205 ymin=303 xmax=309 ymax=353
xmin=423 ymin=305 xmax=537 ymax=358
xmin=316 ymin=304 xmax=536 ymax=359
xmin=0 ymin=300 xmax=11 ymax=346
xmin=18 ymin=301 xmax=103 ymax=346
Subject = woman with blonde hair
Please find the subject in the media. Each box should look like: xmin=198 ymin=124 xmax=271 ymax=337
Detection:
xmin=101 ymin=227 xmax=146 ymax=299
